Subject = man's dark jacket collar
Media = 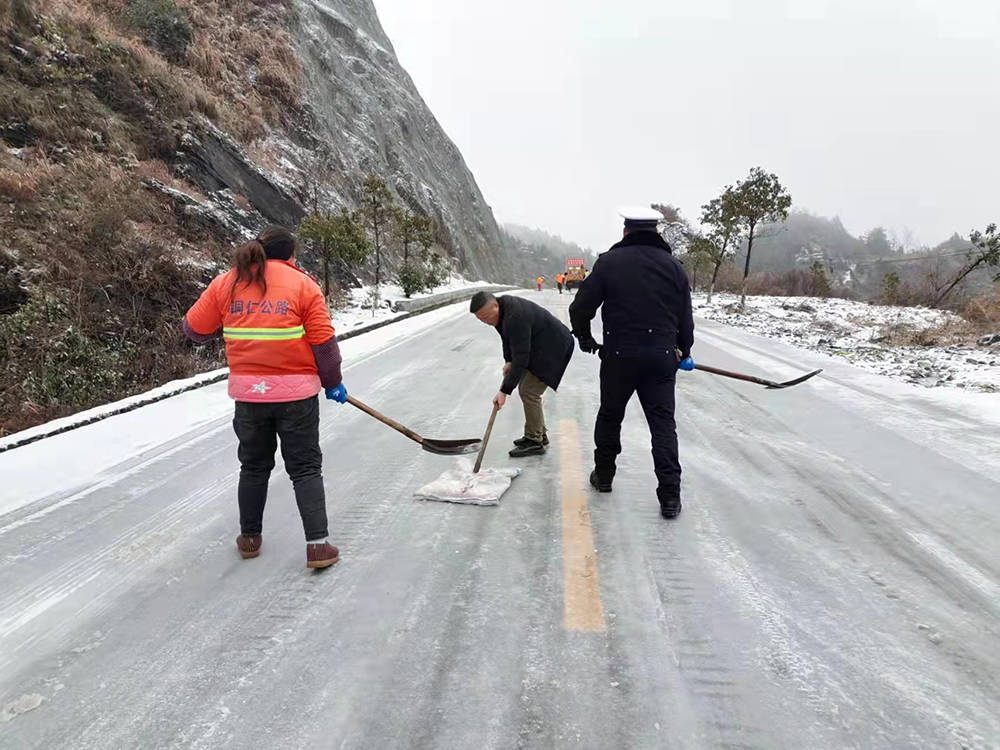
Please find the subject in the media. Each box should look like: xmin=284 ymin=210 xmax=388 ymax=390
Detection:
xmin=608 ymin=230 xmax=673 ymax=254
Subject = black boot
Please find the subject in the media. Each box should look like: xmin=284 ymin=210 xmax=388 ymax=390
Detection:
xmin=509 ymin=439 xmax=545 ymax=457
xmin=513 ymin=433 xmax=549 ymax=448
xmin=589 ymin=469 xmax=612 ymax=493
xmin=658 ymin=488 xmax=682 ymax=519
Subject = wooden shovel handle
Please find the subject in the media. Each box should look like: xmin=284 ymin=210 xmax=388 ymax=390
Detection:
xmin=346 ymin=395 xmax=425 ymax=446
xmin=693 ymin=363 xmax=773 ymax=387
xmin=473 ymin=404 xmax=500 ymax=474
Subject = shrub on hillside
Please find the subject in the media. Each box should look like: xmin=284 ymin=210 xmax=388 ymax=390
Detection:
xmin=397 ymin=252 xmax=448 ymax=298
xmin=0 ymin=0 xmax=33 ymax=29
xmin=397 ymin=263 xmax=424 ymax=298
xmin=127 ymin=0 xmax=193 ymax=63
xmin=423 ymin=251 xmax=448 ymax=291
xmin=0 ymin=251 xmax=27 ymax=315
xmin=0 ymin=294 xmax=132 ymax=412
xmin=743 ymin=267 xmax=840 ymax=298
xmin=963 ymin=288 xmax=1000 ymax=334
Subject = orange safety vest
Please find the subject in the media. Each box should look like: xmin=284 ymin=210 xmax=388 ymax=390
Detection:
xmin=186 ymin=260 xmax=335 ymax=401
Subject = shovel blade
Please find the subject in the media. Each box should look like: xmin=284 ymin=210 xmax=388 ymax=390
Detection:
xmin=765 ymin=369 xmax=823 ymax=389
xmin=421 ymin=438 xmax=482 ymax=456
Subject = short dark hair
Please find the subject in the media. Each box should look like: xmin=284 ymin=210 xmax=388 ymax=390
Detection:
xmin=469 ymin=291 xmax=495 ymax=313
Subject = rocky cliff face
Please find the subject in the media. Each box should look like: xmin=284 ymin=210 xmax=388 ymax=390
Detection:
xmin=291 ymin=0 xmax=512 ymax=281
xmin=163 ymin=0 xmax=514 ymax=281
xmin=0 ymin=0 xmax=513 ymax=432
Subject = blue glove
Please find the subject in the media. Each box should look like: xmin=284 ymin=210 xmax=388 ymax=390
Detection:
xmin=678 ymin=356 xmax=695 ymax=372
xmin=325 ymin=383 xmax=347 ymax=403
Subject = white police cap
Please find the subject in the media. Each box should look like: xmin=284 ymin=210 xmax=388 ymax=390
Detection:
xmin=617 ymin=206 xmax=663 ymax=222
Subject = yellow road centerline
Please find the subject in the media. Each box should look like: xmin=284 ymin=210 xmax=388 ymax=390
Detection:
xmin=559 ymin=418 xmax=605 ymax=632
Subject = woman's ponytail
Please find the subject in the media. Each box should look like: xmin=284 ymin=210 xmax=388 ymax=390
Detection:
xmin=230 ymin=238 xmax=268 ymax=300
xmin=227 ymin=226 xmax=295 ymax=302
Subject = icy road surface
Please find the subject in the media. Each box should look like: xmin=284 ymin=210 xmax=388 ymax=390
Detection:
xmin=1 ymin=292 xmax=998 ymax=749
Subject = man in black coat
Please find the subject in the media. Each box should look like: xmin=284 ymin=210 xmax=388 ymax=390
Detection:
xmin=470 ymin=291 xmax=574 ymax=457
xmin=568 ymin=207 xmax=695 ymax=518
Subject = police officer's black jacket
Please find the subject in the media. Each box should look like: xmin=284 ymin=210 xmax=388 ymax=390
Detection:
xmin=495 ymin=295 xmax=574 ymax=395
xmin=569 ymin=230 xmax=694 ymax=357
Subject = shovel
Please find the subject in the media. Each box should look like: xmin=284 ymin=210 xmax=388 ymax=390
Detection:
xmin=694 ymin=363 xmax=822 ymax=389
xmin=668 ymin=347 xmax=821 ymax=389
xmin=346 ymin=396 xmax=481 ymax=456
xmin=413 ymin=403 xmax=520 ymax=505
xmin=472 ymin=404 xmax=500 ymax=473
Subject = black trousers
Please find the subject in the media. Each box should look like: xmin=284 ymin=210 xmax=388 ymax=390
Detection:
xmin=232 ymin=396 xmax=328 ymax=541
xmin=594 ymin=350 xmax=681 ymax=499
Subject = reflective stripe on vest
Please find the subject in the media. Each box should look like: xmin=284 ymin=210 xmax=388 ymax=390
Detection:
xmin=223 ymin=325 xmax=305 ymax=341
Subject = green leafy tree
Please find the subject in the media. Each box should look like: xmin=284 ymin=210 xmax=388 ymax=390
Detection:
xmin=730 ymin=167 xmax=792 ymax=307
xmin=360 ymin=175 xmax=395 ymax=315
xmin=298 ymin=208 xmax=370 ymax=298
xmin=697 ymin=187 xmax=742 ymax=303
xmin=932 ymin=223 xmax=1000 ymax=307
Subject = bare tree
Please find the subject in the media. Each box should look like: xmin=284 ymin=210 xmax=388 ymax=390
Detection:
xmin=651 ymin=203 xmax=683 ymax=223
xmin=932 ymin=223 xmax=1000 ymax=307
xmin=360 ymin=175 xmax=395 ymax=315
xmin=682 ymin=236 xmax=714 ymax=293
xmin=302 ymin=149 xmax=336 ymax=215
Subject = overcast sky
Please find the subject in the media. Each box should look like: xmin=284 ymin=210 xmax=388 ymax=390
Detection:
xmin=372 ymin=0 xmax=999 ymax=252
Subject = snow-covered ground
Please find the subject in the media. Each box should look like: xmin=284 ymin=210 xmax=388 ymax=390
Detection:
xmin=693 ymin=293 xmax=1000 ymax=393
xmin=333 ymin=273 xmax=501 ymax=331
xmin=3 ymin=291 xmax=999 ymax=748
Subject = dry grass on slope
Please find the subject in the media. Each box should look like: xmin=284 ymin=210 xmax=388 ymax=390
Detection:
xmin=0 ymin=0 xmax=310 ymax=433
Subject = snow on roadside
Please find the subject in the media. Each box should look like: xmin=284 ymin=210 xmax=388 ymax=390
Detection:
xmin=0 ymin=300 xmax=481 ymax=517
xmin=693 ymin=293 xmax=1000 ymax=393
xmin=333 ymin=273 xmax=500 ymax=332
xmin=0 ymin=278 xmax=501 ymax=455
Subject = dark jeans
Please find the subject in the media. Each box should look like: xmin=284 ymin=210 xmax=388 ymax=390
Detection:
xmin=594 ymin=350 xmax=681 ymax=499
xmin=232 ymin=396 xmax=328 ymax=541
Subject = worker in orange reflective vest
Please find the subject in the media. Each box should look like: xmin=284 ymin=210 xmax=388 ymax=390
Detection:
xmin=184 ymin=225 xmax=343 ymax=569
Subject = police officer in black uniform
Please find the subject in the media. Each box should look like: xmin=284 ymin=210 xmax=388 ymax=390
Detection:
xmin=569 ymin=207 xmax=695 ymax=518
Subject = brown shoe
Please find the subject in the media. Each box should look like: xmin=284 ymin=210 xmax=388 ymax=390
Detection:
xmin=236 ymin=534 xmax=262 ymax=559
xmin=306 ymin=541 xmax=340 ymax=569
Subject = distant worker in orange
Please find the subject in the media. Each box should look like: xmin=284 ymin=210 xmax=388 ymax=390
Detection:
xmin=536 ymin=275 xmax=545 ymax=291
xmin=184 ymin=225 xmax=344 ymax=570
xmin=556 ymin=273 xmax=566 ymax=294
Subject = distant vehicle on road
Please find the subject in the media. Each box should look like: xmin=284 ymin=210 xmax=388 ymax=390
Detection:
xmin=564 ymin=257 xmax=587 ymax=290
